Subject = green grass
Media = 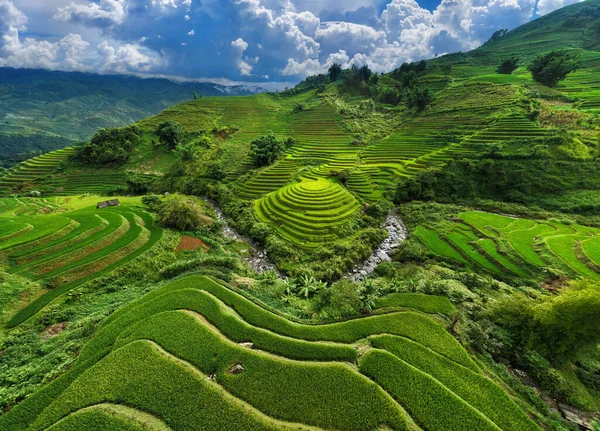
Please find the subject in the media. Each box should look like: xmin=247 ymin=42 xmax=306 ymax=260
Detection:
xmin=374 ymin=293 xmax=456 ymax=316
xmin=418 ymin=210 xmax=600 ymax=281
xmin=1 ymin=275 xmax=541 ymax=431
xmin=0 ymin=197 xmax=163 ymax=327
xmin=370 ymin=335 xmax=540 ymax=431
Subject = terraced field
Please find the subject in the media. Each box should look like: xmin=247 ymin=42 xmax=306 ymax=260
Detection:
xmin=0 ymin=148 xmax=77 ymax=194
xmin=254 ymin=178 xmax=361 ymax=247
xmin=0 ymin=275 xmax=541 ymax=431
xmin=415 ymin=210 xmax=600 ymax=280
xmin=0 ymin=196 xmax=163 ymax=326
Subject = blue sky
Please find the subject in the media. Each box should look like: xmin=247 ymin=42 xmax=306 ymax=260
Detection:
xmin=0 ymin=0 xmax=586 ymax=87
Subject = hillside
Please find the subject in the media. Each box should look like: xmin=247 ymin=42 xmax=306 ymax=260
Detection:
xmin=0 ymin=68 xmax=263 ymax=167
xmin=0 ymin=1 xmax=599 ymax=431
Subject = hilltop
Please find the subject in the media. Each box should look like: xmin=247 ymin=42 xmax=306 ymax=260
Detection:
xmin=0 ymin=68 xmax=264 ymax=167
xmin=0 ymin=1 xmax=599 ymax=431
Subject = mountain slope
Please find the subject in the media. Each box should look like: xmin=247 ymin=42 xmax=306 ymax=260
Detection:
xmin=0 ymin=68 xmax=263 ymax=167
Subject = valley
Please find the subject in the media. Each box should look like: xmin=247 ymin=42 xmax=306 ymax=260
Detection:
xmin=0 ymin=1 xmax=599 ymax=430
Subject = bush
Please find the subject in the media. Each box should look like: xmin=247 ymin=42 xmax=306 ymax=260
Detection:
xmin=528 ymin=50 xmax=581 ymax=87
xmin=156 ymin=121 xmax=183 ymax=150
xmin=249 ymin=133 xmax=286 ymax=167
xmin=319 ymin=279 xmax=362 ymax=319
xmin=157 ymin=196 xmax=210 ymax=231
xmin=497 ymin=58 xmax=519 ymax=74
xmin=405 ymin=87 xmax=435 ymax=112
xmin=77 ymin=125 xmax=140 ymax=165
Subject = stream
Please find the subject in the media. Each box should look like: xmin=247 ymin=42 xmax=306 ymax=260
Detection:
xmin=206 ymin=199 xmax=407 ymax=280
xmin=346 ymin=213 xmax=408 ymax=281
xmin=205 ymin=200 xmax=277 ymax=274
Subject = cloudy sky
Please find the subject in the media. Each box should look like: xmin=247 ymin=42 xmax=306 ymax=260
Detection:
xmin=0 ymin=0 xmax=586 ymax=85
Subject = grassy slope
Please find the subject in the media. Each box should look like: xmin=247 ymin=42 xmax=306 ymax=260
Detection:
xmin=0 ymin=275 xmax=540 ymax=431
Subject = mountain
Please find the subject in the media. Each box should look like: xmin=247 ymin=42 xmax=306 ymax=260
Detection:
xmin=0 ymin=2 xmax=599 ymax=431
xmin=0 ymin=68 xmax=264 ymax=167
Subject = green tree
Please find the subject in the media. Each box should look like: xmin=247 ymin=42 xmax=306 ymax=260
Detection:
xmin=249 ymin=133 xmax=286 ymax=166
xmin=328 ymin=63 xmax=342 ymax=82
xmin=497 ymin=58 xmax=519 ymax=74
xmin=157 ymin=196 xmax=209 ymax=231
xmin=528 ymin=50 xmax=581 ymax=87
xmin=77 ymin=125 xmax=140 ymax=165
xmin=405 ymin=87 xmax=435 ymax=112
xmin=156 ymin=121 xmax=183 ymax=150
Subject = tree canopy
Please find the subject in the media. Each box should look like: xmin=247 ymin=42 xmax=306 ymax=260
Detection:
xmin=77 ymin=125 xmax=140 ymax=166
xmin=528 ymin=50 xmax=580 ymax=87
xmin=156 ymin=121 xmax=184 ymax=150
xmin=497 ymin=58 xmax=519 ymax=74
xmin=328 ymin=63 xmax=342 ymax=82
xmin=249 ymin=133 xmax=291 ymax=167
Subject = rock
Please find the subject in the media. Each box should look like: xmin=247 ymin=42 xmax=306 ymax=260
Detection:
xmin=226 ymin=363 xmax=245 ymax=375
xmin=238 ymin=342 xmax=254 ymax=349
xmin=558 ymin=403 xmax=594 ymax=430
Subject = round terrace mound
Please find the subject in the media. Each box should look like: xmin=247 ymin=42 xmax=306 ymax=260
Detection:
xmin=254 ymin=178 xmax=361 ymax=247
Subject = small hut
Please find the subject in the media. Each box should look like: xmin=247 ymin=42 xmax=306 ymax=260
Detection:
xmin=96 ymin=199 xmax=120 ymax=209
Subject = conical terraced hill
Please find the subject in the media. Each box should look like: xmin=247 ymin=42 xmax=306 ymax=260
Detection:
xmin=254 ymin=178 xmax=361 ymax=247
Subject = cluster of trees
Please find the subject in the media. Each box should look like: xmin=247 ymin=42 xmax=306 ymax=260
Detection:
xmin=143 ymin=194 xmax=211 ymax=231
xmin=528 ymin=50 xmax=581 ymax=87
xmin=249 ymin=133 xmax=294 ymax=167
xmin=497 ymin=58 xmax=519 ymax=74
xmin=77 ymin=125 xmax=140 ymax=165
xmin=156 ymin=121 xmax=183 ymax=150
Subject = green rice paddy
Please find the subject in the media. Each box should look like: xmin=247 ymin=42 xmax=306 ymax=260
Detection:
xmin=415 ymin=210 xmax=600 ymax=280
xmin=0 ymin=275 xmax=541 ymax=431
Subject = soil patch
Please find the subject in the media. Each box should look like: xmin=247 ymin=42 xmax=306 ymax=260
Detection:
xmin=177 ymin=236 xmax=210 ymax=252
xmin=40 ymin=322 xmax=67 ymax=342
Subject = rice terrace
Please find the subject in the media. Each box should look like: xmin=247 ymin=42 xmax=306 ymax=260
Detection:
xmin=0 ymin=1 xmax=599 ymax=430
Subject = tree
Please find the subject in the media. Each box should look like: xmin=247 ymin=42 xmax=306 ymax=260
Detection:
xmin=157 ymin=195 xmax=209 ymax=231
xmin=441 ymin=64 xmax=453 ymax=76
xmin=497 ymin=58 xmax=519 ymax=74
xmin=405 ymin=87 xmax=435 ymax=112
xmin=378 ymin=88 xmax=402 ymax=106
xmin=528 ymin=50 xmax=581 ymax=87
xmin=297 ymin=274 xmax=326 ymax=298
xmin=249 ymin=133 xmax=286 ymax=166
xmin=156 ymin=121 xmax=183 ymax=150
xmin=357 ymin=65 xmax=372 ymax=82
xmin=328 ymin=63 xmax=342 ymax=82
xmin=77 ymin=125 xmax=140 ymax=166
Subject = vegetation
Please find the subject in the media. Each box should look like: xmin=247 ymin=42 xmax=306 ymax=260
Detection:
xmin=1 ymin=2 xmax=600 ymax=430
xmin=529 ymin=50 xmax=581 ymax=87
xmin=497 ymin=58 xmax=519 ymax=74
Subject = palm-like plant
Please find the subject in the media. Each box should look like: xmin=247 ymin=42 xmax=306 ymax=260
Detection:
xmin=296 ymin=275 xmax=327 ymax=298
xmin=280 ymin=277 xmax=297 ymax=296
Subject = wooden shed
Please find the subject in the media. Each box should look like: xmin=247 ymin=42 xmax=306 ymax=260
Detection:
xmin=96 ymin=199 xmax=120 ymax=209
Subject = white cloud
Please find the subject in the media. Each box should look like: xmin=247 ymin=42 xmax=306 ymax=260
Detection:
xmin=231 ymin=37 xmax=254 ymax=75
xmin=152 ymin=0 xmax=192 ymax=9
xmin=537 ymin=0 xmax=584 ymax=15
xmin=54 ymin=0 xmax=128 ymax=28
xmin=97 ymin=40 xmax=164 ymax=73
xmin=188 ymin=29 xmax=195 ymax=35
xmin=0 ymin=0 xmax=27 ymax=31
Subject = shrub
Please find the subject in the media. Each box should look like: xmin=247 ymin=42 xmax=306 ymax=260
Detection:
xmin=405 ymin=87 xmax=435 ymax=112
xmin=497 ymin=58 xmax=519 ymax=74
xmin=156 ymin=121 xmax=183 ymax=150
xmin=77 ymin=125 xmax=140 ymax=165
xmin=528 ymin=50 xmax=581 ymax=87
xmin=157 ymin=196 xmax=210 ymax=231
xmin=249 ymin=133 xmax=286 ymax=167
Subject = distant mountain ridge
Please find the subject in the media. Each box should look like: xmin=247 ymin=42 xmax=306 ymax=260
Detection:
xmin=0 ymin=68 xmax=265 ymax=167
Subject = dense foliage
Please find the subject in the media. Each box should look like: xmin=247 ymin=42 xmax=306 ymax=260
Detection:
xmin=76 ymin=125 xmax=140 ymax=165
xmin=529 ymin=50 xmax=581 ymax=87
xmin=156 ymin=121 xmax=184 ymax=150
xmin=497 ymin=58 xmax=519 ymax=74
xmin=249 ymin=133 xmax=292 ymax=167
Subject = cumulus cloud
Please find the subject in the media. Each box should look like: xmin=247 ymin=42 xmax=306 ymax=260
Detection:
xmin=231 ymin=37 xmax=255 ymax=76
xmin=54 ymin=0 xmax=128 ymax=28
xmin=97 ymin=40 xmax=164 ymax=73
xmin=537 ymin=0 xmax=584 ymax=15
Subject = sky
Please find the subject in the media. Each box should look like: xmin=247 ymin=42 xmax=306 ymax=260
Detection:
xmin=0 ymin=0 xmax=587 ymax=87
